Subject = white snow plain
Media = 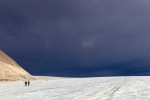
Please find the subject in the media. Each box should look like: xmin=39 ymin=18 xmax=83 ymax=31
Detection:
xmin=0 ymin=76 xmax=150 ymax=100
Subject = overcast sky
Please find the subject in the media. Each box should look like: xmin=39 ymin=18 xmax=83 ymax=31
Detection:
xmin=1 ymin=0 xmax=150 ymax=77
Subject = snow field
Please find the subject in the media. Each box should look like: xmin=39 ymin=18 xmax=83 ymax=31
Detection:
xmin=0 ymin=76 xmax=150 ymax=100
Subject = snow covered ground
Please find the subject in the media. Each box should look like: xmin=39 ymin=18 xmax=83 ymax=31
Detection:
xmin=0 ymin=76 xmax=150 ymax=100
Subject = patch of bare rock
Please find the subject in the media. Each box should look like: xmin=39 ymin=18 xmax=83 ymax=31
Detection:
xmin=0 ymin=50 xmax=35 ymax=82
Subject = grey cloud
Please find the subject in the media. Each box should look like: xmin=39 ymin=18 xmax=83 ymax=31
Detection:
xmin=1 ymin=0 xmax=150 ymax=76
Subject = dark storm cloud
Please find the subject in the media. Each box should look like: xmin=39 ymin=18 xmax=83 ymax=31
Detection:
xmin=1 ymin=0 xmax=150 ymax=76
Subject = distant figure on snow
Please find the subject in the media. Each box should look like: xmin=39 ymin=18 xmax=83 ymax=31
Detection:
xmin=25 ymin=81 xmax=27 ymax=86
xmin=28 ymin=81 xmax=30 ymax=86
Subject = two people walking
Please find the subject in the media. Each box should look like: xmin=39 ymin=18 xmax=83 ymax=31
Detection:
xmin=25 ymin=80 xmax=30 ymax=86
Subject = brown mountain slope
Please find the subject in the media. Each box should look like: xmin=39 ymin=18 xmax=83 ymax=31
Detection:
xmin=0 ymin=50 xmax=33 ymax=81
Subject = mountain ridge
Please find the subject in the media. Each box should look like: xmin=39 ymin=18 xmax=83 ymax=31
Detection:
xmin=0 ymin=50 xmax=33 ymax=81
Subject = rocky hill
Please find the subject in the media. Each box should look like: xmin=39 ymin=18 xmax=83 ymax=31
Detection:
xmin=0 ymin=50 xmax=33 ymax=81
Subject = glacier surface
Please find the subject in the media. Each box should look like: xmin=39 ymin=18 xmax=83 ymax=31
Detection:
xmin=0 ymin=76 xmax=150 ymax=100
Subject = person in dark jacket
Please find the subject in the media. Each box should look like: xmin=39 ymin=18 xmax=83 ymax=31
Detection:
xmin=25 ymin=81 xmax=27 ymax=86
xmin=28 ymin=81 xmax=30 ymax=86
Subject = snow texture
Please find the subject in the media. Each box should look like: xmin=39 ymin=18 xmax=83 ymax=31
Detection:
xmin=0 ymin=76 xmax=150 ymax=100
